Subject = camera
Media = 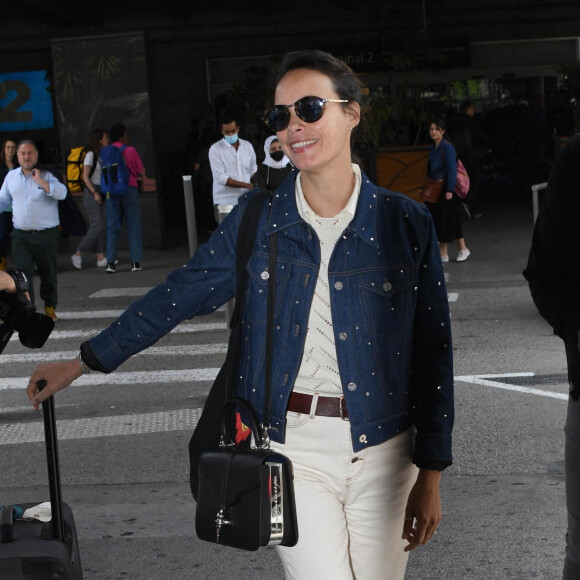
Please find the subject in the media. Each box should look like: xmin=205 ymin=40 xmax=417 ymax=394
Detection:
xmin=0 ymin=270 xmax=54 ymax=354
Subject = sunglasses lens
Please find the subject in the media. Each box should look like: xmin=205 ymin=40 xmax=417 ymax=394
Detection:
xmin=265 ymin=106 xmax=290 ymax=132
xmin=295 ymin=97 xmax=324 ymax=123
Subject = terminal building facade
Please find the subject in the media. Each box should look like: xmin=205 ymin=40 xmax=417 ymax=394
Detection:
xmin=0 ymin=0 xmax=579 ymax=244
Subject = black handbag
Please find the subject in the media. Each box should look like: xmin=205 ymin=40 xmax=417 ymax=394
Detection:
xmin=194 ymin=225 xmax=299 ymax=551
xmin=195 ymin=396 xmax=298 ymax=550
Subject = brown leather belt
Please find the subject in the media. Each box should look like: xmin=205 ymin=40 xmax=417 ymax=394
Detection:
xmin=287 ymin=392 xmax=349 ymax=420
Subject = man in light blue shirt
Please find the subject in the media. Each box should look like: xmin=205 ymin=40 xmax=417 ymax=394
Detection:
xmin=0 ymin=140 xmax=67 ymax=321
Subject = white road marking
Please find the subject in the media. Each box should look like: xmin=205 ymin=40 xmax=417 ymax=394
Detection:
xmin=448 ymin=292 xmax=458 ymax=302
xmin=1 ymin=344 xmax=228 ymax=363
xmin=0 ymin=371 xmax=569 ymax=446
xmin=89 ymin=288 xmax=150 ymax=298
xmin=53 ymin=306 xmax=225 ymax=320
xmin=0 ymin=368 xmax=220 ymax=391
xmin=0 ymin=408 xmax=203 ymax=445
xmin=455 ymin=372 xmax=568 ymax=401
xmin=8 ymin=321 xmax=226 ymax=342
xmin=55 ymin=310 xmax=127 ymax=319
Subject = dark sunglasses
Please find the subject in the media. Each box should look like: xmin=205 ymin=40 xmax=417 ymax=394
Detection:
xmin=263 ymin=96 xmax=349 ymax=132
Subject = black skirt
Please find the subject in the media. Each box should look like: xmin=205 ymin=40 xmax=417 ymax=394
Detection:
xmin=425 ymin=195 xmax=464 ymax=243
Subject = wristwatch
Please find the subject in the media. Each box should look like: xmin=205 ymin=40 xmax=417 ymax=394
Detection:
xmin=5 ymin=269 xmax=29 ymax=293
xmin=78 ymin=352 xmax=91 ymax=374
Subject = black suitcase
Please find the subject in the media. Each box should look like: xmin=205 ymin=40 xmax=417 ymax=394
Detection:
xmin=0 ymin=381 xmax=83 ymax=579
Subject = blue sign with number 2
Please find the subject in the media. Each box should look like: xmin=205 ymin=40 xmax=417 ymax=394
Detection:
xmin=0 ymin=70 xmax=54 ymax=132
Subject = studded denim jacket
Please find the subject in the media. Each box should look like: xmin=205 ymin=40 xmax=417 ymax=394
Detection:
xmin=86 ymin=170 xmax=454 ymax=466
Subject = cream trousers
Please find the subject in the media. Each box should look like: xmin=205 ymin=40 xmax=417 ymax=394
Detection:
xmin=271 ymin=403 xmax=418 ymax=580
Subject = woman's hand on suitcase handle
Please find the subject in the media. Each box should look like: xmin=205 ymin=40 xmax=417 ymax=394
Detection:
xmin=27 ymin=359 xmax=84 ymax=410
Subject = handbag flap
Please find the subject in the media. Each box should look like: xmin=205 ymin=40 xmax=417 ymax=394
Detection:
xmin=198 ymin=448 xmax=270 ymax=505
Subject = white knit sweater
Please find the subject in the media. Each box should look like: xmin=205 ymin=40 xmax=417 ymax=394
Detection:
xmin=292 ymin=164 xmax=361 ymax=396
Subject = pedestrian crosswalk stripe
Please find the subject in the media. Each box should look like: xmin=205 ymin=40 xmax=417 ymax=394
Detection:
xmin=89 ymin=288 xmax=150 ymax=298
xmin=455 ymin=373 xmax=567 ymax=401
xmin=54 ymin=306 xmax=227 ymax=320
xmin=8 ymin=321 xmax=226 ymax=342
xmin=1 ymin=344 xmax=228 ymax=363
xmin=0 ymin=408 xmax=203 ymax=445
xmin=0 ymin=368 xmax=220 ymax=391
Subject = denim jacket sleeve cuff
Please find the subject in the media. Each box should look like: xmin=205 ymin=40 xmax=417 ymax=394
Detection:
xmin=413 ymin=432 xmax=453 ymax=468
xmin=80 ymin=340 xmax=112 ymax=373
xmin=413 ymin=457 xmax=452 ymax=471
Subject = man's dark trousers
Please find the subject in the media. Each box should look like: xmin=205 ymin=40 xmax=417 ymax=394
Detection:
xmin=10 ymin=226 xmax=60 ymax=307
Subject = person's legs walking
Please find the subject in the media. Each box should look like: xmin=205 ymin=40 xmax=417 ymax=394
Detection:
xmin=76 ymin=189 xmax=104 ymax=255
xmin=564 ymin=396 xmax=580 ymax=579
xmin=274 ymin=412 xmax=355 ymax=580
xmin=123 ymin=186 xmax=143 ymax=264
xmin=273 ymin=409 xmax=416 ymax=580
xmin=347 ymin=429 xmax=417 ymax=579
xmin=10 ymin=229 xmax=36 ymax=303
xmin=106 ymin=197 xmax=122 ymax=269
xmin=31 ymin=227 xmax=60 ymax=308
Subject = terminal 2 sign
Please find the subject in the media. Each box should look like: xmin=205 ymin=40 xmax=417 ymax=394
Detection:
xmin=0 ymin=71 xmax=54 ymax=132
xmin=332 ymin=40 xmax=470 ymax=73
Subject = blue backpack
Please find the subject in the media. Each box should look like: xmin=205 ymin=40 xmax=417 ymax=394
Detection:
xmin=100 ymin=144 xmax=129 ymax=197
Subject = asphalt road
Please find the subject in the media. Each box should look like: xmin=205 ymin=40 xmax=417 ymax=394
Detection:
xmin=0 ymin=197 xmax=569 ymax=579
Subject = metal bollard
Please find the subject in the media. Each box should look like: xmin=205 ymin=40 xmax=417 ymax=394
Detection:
xmin=182 ymin=175 xmax=198 ymax=258
xmin=217 ymin=205 xmax=235 ymax=329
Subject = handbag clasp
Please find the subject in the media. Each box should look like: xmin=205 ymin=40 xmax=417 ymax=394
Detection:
xmin=215 ymin=508 xmax=231 ymax=543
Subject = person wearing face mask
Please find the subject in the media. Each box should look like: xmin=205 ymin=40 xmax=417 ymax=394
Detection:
xmin=252 ymin=135 xmax=293 ymax=191
xmin=208 ymin=111 xmax=257 ymax=211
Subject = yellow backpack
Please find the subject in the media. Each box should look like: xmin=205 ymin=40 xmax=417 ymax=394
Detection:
xmin=66 ymin=146 xmax=93 ymax=193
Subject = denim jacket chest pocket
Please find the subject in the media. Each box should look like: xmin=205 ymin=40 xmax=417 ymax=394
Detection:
xmin=244 ymin=252 xmax=292 ymax=325
xmin=356 ymin=266 xmax=417 ymax=339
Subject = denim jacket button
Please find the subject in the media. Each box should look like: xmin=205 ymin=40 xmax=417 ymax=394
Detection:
xmin=260 ymin=270 xmax=270 ymax=280
xmin=338 ymin=332 xmax=347 ymax=341
xmin=334 ymin=281 xmax=343 ymax=291
xmin=347 ymin=382 xmax=357 ymax=391
xmin=383 ymin=281 xmax=392 ymax=291
xmin=359 ymin=434 xmax=367 ymax=444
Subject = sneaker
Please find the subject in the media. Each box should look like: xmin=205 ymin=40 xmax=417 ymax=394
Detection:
xmin=97 ymin=257 xmax=107 ymax=267
xmin=44 ymin=306 xmax=58 ymax=322
xmin=456 ymin=249 xmax=471 ymax=262
xmin=440 ymin=254 xmax=449 ymax=263
xmin=71 ymin=254 xmax=82 ymax=269
xmin=106 ymin=262 xmax=117 ymax=273
xmin=131 ymin=262 xmax=142 ymax=272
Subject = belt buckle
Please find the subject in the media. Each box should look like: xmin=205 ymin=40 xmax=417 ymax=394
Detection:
xmin=339 ymin=396 xmax=348 ymax=421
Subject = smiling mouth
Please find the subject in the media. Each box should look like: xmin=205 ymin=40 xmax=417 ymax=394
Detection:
xmin=291 ymin=139 xmax=318 ymax=150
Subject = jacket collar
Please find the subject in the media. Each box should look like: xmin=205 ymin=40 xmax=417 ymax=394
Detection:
xmin=266 ymin=167 xmax=380 ymax=249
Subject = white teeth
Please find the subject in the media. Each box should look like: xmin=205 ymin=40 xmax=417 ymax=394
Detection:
xmin=291 ymin=139 xmax=318 ymax=149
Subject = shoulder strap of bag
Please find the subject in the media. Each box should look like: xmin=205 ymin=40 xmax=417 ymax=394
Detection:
xmin=263 ymin=230 xmax=278 ymax=427
xmin=230 ymin=189 xmax=270 ymax=329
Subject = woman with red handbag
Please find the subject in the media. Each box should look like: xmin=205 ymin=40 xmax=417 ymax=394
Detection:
xmin=424 ymin=118 xmax=471 ymax=263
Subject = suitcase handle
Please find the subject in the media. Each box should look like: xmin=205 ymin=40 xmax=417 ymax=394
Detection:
xmin=38 ymin=380 xmax=66 ymax=542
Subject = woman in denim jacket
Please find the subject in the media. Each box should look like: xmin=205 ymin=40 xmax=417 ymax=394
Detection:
xmin=27 ymin=50 xmax=454 ymax=580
